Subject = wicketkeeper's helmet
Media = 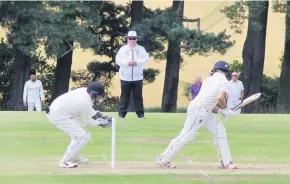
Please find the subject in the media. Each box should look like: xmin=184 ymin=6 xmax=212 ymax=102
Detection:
xmin=87 ymin=81 xmax=106 ymax=98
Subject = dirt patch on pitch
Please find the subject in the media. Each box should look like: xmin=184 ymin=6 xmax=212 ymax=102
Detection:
xmin=3 ymin=159 xmax=290 ymax=176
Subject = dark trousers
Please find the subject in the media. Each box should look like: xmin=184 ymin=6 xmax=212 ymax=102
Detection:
xmin=119 ymin=79 xmax=144 ymax=117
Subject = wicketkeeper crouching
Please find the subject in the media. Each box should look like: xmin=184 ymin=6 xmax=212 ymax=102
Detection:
xmin=46 ymin=81 xmax=112 ymax=168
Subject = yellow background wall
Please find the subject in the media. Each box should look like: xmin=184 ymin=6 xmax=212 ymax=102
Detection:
xmin=0 ymin=1 xmax=285 ymax=107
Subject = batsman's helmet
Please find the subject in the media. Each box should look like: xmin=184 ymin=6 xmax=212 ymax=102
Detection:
xmin=213 ymin=60 xmax=230 ymax=72
xmin=87 ymin=81 xmax=106 ymax=98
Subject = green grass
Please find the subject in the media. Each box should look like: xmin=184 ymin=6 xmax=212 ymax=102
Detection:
xmin=0 ymin=112 xmax=290 ymax=183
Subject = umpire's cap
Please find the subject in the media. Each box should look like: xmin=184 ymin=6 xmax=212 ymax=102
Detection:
xmin=87 ymin=81 xmax=106 ymax=97
xmin=213 ymin=60 xmax=230 ymax=72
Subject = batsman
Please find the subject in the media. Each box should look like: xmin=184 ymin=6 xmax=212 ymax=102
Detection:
xmin=156 ymin=61 xmax=239 ymax=169
xmin=46 ymin=81 xmax=112 ymax=168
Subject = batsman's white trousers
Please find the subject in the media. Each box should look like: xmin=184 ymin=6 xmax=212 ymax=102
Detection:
xmin=46 ymin=112 xmax=90 ymax=162
xmin=160 ymin=103 xmax=233 ymax=166
xmin=28 ymin=100 xmax=42 ymax=111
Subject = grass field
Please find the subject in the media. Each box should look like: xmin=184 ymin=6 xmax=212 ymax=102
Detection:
xmin=1 ymin=112 xmax=290 ymax=184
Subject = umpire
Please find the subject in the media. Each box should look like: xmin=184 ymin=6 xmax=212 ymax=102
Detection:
xmin=115 ymin=30 xmax=150 ymax=119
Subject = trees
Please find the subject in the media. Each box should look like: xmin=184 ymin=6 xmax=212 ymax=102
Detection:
xmin=135 ymin=1 xmax=234 ymax=112
xmin=0 ymin=1 xmax=104 ymax=109
xmin=241 ymin=1 xmax=269 ymax=113
xmin=0 ymin=1 xmax=44 ymax=110
xmin=161 ymin=0 xmax=184 ymax=112
xmin=221 ymin=1 xmax=269 ymax=113
xmin=40 ymin=2 xmax=104 ymax=101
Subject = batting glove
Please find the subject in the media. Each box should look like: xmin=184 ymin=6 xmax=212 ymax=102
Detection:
xmin=219 ymin=109 xmax=238 ymax=119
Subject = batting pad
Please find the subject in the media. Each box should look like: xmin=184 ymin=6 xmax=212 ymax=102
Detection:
xmin=214 ymin=121 xmax=232 ymax=166
xmin=64 ymin=132 xmax=91 ymax=162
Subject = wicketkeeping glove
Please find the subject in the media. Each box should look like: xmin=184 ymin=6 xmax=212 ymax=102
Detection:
xmin=92 ymin=110 xmax=103 ymax=120
xmin=97 ymin=117 xmax=112 ymax=128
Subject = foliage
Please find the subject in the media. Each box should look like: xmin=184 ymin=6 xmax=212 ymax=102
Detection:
xmin=221 ymin=1 xmax=272 ymax=34
xmin=143 ymin=68 xmax=160 ymax=85
xmin=183 ymin=82 xmax=191 ymax=101
xmin=133 ymin=6 xmax=235 ymax=58
xmin=38 ymin=1 xmax=104 ymax=59
xmin=272 ymin=0 xmax=286 ymax=13
xmin=260 ymin=75 xmax=279 ymax=112
xmin=220 ymin=1 xmax=247 ymax=34
xmin=0 ymin=39 xmax=13 ymax=109
xmin=0 ymin=1 xmax=44 ymax=54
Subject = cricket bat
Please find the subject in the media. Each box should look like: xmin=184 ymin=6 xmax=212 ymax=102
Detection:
xmin=232 ymin=92 xmax=261 ymax=111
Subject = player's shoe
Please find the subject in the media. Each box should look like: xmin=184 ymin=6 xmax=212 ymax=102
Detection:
xmin=72 ymin=156 xmax=89 ymax=164
xmin=58 ymin=160 xmax=78 ymax=168
xmin=225 ymin=162 xmax=238 ymax=169
xmin=156 ymin=156 xmax=176 ymax=169
xmin=218 ymin=160 xmax=224 ymax=169
xmin=219 ymin=161 xmax=237 ymax=169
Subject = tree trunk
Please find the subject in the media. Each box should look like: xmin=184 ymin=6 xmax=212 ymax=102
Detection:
xmin=129 ymin=0 xmax=144 ymax=112
xmin=161 ymin=0 xmax=184 ymax=112
xmin=241 ymin=1 xmax=268 ymax=113
xmin=51 ymin=41 xmax=74 ymax=102
xmin=276 ymin=1 xmax=290 ymax=113
xmin=131 ymin=0 xmax=144 ymax=28
xmin=8 ymin=49 xmax=30 ymax=111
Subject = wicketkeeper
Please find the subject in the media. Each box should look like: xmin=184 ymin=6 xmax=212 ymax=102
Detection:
xmin=46 ymin=81 xmax=112 ymax=168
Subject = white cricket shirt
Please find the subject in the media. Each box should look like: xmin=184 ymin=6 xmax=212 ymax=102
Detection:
xmin=226 ymin=80 xmax=244 ymax=103
xmin=49 ymin=87 xmax=97 ymax=123
xmin=191 ymin=72 xmax=229 ymax=110
xmin=115 ymin=44 xmax=149 ymax=81
xmin=23 ymin=79 xmax=44 ymax=103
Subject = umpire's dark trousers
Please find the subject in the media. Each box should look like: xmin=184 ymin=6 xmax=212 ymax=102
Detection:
xmin=118 ymin=79 xmax=144 ymax=117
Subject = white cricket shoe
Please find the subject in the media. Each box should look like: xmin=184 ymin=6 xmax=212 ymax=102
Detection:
xmin=225 ymin=162 xmax=238 ymax=169
xmin=219 ymin=161 xmax=238 ymax=169
xmin=72 ymin=156 xmax=89 ymax=164
xmin=218 ymin=160 xmax=224 ymax=169
xmin=156 ymin=156 xmax=176 ymax=169
xmin=58 ymin=160 xmax=78 ymax=168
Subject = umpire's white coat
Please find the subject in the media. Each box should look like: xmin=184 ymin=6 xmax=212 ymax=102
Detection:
xmin=160 ymin=72 xmax=234 ymax=166
xmin=115 ymin=44 xmax=149 ymax=81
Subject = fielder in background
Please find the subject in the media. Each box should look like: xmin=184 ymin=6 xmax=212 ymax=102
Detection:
xmin=156 ymin=60 xmax=238 ymax=169
xmin=46 ymin=81 xmax=112 ymax=168
xmin=23 ymin=69 xmax=44 ymax=111
xmin=115 ymin=30 xmax=150 ymax=119
xmin=225 ymin=71 xmax=244 ymax=114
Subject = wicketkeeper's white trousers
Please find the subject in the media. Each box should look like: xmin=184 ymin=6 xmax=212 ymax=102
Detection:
xmin=46 ymin=112 xmax=90 ymax=162
xmin=159 ymin=104 xmax=233 ymax=166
